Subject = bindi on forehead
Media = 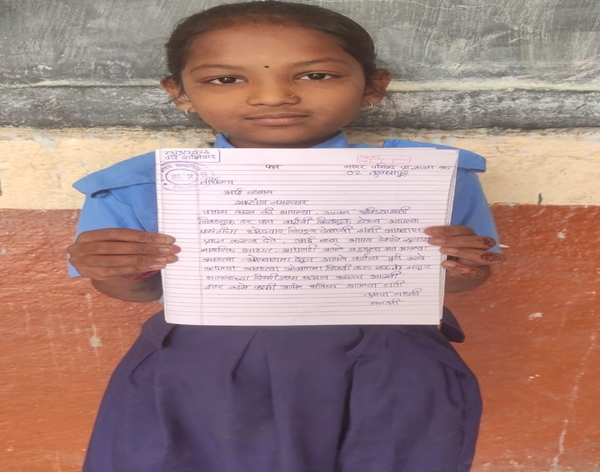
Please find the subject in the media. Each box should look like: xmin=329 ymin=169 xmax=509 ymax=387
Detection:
xmin=264 ymin=65 xmax=270 ymax=68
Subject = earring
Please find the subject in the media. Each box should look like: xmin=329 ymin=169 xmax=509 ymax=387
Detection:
xmin=361 ymin=102 xmax=375 ymax=112
xmin=184 ymin=108 xmax=194 ymax=116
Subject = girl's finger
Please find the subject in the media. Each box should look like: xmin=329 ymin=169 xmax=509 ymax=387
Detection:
xmin=81 ymin=253 xmax=179 ymax=268
xmin=73 ymin=241 xmax=180 ymax=257
xmin=440 ymin=247 xmax=505 ymax=265
xmin=424 ymin=226 xmax=475 ymax=237
xmin=77 ymin=264 xmax=167 ymax=280
xmin=428 ymin=234 xmax=497 ymax=249
xmin=76 ymin=228 xmax=176 ymax=245
xmin=442 ymin=260 xmax=487 ymax=279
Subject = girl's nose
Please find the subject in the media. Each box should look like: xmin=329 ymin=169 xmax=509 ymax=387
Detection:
xmin=246 ymin=81 xmax=300 ymax=107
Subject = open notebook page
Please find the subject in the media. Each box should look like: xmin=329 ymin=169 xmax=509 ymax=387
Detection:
xmin=156 ymin=147 xmax=458 ymax=326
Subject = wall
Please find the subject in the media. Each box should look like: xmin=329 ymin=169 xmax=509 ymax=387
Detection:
xmin=1 ymin=0 xmax=599 ymax=470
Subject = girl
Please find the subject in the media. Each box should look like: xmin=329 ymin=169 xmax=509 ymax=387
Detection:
xmin=67 ymin=2 xmax=504 ymax=471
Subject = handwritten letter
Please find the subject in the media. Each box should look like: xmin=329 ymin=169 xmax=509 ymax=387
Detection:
xmin=156 ymin=147 xmax=458 ymax=325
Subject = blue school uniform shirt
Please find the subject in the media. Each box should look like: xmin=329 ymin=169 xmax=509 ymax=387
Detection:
xmin=69 ymin=132 xmax=499 ymax=276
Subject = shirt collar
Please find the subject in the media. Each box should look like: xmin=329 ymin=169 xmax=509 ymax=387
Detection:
xmin=214 ymin=132 xmax=351 ymax=149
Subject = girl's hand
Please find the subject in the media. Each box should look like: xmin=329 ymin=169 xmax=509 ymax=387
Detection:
xmin=425 ymin=225 xmax=505 ymax=281
xmin=68 ymin=228 xmax=180 ymax=280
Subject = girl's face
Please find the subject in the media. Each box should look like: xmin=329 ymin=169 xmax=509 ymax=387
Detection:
xmin=163 ymin=24 xmax=390 ymax=148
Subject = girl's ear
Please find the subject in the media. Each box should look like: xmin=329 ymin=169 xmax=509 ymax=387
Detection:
xmin=160 ymin=78 xmax=195 ymax=113
xmin=362 ymin=69 xmax=392 ymax=106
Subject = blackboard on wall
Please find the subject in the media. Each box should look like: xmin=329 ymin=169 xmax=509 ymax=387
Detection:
xmin=1 ymin=0 xmax=599 ymax=129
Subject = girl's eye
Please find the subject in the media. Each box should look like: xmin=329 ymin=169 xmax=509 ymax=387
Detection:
xmin=300 ymin=73 xmax=335 ymax=81
xmin=207 ymin=77 xmax=243 ymax=85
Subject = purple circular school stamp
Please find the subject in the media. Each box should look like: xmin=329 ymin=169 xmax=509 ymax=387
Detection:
xmin=160 ymin=161 xmax=214 ymax=191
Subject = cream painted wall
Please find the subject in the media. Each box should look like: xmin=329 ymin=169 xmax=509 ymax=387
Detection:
xmin=1 ymin=127 xmax=598 ymax=209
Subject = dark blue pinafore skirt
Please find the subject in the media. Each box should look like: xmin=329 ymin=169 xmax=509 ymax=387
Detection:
xmin=83 ymin=309 xmax=481 ymax=472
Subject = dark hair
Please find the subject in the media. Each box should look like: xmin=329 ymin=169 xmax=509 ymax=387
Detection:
xmin=165 ymin=1 xmax=382 ymax=94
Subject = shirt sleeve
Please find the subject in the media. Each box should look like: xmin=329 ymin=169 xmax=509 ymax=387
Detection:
xmin=68 ymin=191 xmax=145 ymax=276
xmin=450 ymin=171 xmax=501 ymax=252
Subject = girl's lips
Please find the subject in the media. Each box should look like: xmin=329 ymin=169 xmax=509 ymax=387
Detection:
xmin=246 ymin=114 xmax=309 ymax=125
